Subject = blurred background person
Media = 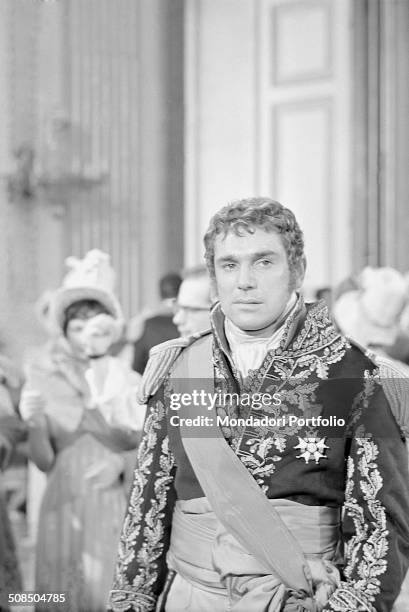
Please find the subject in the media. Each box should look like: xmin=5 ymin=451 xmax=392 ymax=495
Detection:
xmin=0 ymin=354 xmax=26 ymax=607
xmin=23 ymin=290 xmax=57 ymax=544
xmin=388 ymin=278 xmax=409 ymax=367
xmin=333 ymin=267 xmax=408 ymax=364
xmin=173 ymin=265 xmax=213 ymax=337
xmin=19 ymin=250 xmax=143 ymax=612
xmin=131 ymin=272 xmax=182 ymax=373
xmin=0 ymin=354 xmax=26 ymax=519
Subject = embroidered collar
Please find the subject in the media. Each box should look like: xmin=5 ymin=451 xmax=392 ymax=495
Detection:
xmin=224 ymin=294 xmax=298 ymax=377
xmin=211 ymin=294 xmax=306 ymax=360
xmin=211 ymin=298 xmax=344 ymax=385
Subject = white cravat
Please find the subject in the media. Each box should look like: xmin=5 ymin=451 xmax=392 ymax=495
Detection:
xmin=224 ymin=293 xmax=297 ymax=378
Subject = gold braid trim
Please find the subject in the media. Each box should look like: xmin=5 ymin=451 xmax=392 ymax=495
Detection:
xmin=327 ymin=438 xmax=388 ymax=611
xmin=109 ymin=401 xmax=174 ymax=612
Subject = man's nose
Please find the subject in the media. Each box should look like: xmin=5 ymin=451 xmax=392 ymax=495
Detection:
xmin=237 ymin=264 xmax=256 ymax=290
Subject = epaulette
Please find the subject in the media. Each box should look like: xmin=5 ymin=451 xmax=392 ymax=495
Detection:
xmin=347 ymin=336 xmax=409 ymax=377
xmin=149 ymin=336 xmax=191 ymax=356
xmin=137 ymin=329 xmax=212 ymax=402
xmin=345 ymin=336 xmax=377 ymax=365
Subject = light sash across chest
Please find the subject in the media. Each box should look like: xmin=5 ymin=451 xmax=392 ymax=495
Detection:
xmin=169 ymin=334 xmax=341 ymax=610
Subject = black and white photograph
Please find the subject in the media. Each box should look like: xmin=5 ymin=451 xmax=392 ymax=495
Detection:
xmin=1 ymin=0 xmax=409 ymax=611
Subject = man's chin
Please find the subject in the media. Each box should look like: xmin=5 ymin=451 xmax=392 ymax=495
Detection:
xmin=228 ymin=313 xmax=273 ymax=333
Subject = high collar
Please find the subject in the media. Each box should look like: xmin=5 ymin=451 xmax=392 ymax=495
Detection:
xmin=224 ymin=292 xmax=298 ymax=344
xmin=210 ymin=294 xmax=307 ymax=363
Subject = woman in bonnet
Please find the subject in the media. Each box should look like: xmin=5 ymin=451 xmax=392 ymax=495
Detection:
xmin=20 ymin=250 xmax=144 ymax=612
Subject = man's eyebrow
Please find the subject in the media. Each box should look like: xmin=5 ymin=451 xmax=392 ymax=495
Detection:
xmin=215 ymin=254 xmax=240 ymax=263
xmin=251 ymin=250 xmax=279 ymax=259
xmin=215 ymin=250 xmax=279 ymax=264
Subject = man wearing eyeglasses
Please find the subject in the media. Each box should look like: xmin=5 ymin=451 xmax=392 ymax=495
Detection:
xmin=173 ymin=266 xmax=213 ymax=338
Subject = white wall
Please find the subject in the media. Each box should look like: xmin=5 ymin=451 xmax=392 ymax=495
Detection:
xmin=184 ymin=0 xmax=259 ymax=264
xmin=0 ymin=2 xmax=10 ymax=312
xmin=185 ymin=0 xmax=353 ymax=292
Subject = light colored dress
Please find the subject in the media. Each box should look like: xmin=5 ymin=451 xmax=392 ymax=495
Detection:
xmin=24 ymin=338 xmax=141 ymax=612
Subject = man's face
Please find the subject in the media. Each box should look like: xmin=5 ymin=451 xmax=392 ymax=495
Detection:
xmin=173 ymin=277 xmax=211 ymax=337
xmin=214 ymin=227 xmax=304 ymax=333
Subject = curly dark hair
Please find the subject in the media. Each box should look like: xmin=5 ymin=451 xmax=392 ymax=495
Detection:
xmin=62 ymin=299 xmax=109 ymax=336
xmin=203 ymin=197 xmax=305 ymax=279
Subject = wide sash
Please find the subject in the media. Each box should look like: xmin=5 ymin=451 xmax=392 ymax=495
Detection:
xmin=170 ymin=334 xmax=315 ymax=601
xmin=167 ymin=498 xmax=340 ymax=612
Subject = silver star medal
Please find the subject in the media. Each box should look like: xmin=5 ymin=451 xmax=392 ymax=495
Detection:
xmin=294 ymin=437 xmax=329 ymax=464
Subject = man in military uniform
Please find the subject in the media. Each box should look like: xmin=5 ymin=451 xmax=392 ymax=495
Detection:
xmin=109 ymin=198 xmax=409 ymax=611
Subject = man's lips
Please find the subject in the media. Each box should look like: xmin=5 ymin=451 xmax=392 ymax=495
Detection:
xmin=234 ymin=299 xmax=263 ymax=304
